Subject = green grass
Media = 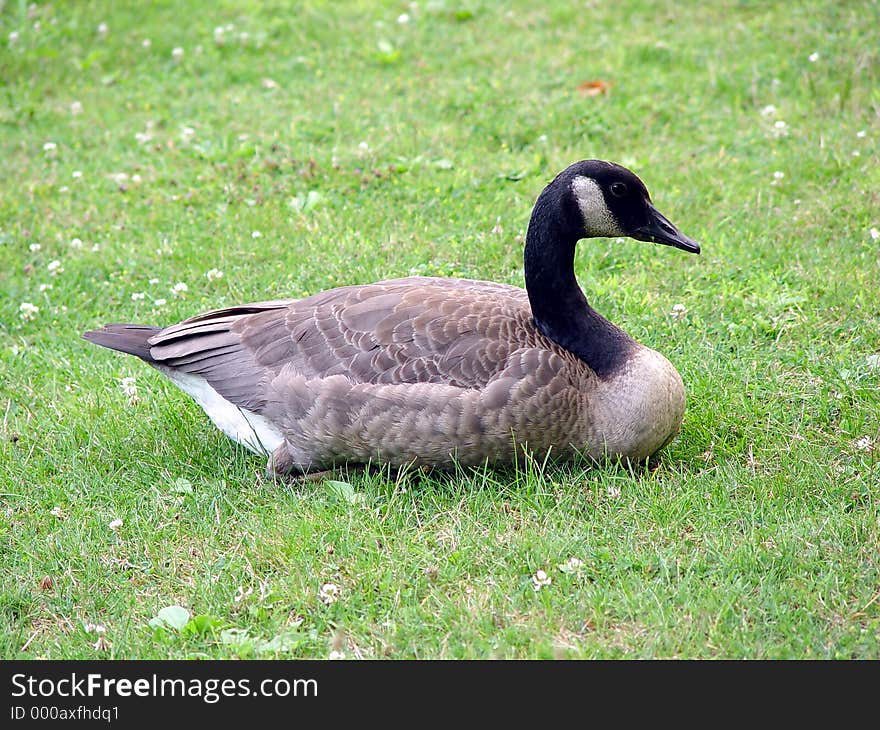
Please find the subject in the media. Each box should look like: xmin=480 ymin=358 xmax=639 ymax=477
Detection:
xmin=1 ymin=0 xmax=878 ymax=659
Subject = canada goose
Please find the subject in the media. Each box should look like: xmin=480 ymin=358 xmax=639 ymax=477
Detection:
xmin=83 ymin=160 xmax=699 ymax=477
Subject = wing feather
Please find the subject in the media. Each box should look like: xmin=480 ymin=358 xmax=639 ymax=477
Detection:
xmin=142 ymin=277 xmax=539 ymax=413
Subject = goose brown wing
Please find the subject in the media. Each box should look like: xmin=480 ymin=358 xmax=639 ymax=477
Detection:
xmin=146 ymin=277 xmax=535 ymax=412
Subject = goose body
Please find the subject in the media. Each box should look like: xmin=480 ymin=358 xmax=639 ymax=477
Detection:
xmin=84 ymin=160 xmax=700 ymax=475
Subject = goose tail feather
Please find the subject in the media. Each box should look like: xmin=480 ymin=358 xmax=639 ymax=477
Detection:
xmin=82 ymin=324 xmax=161 ymax=363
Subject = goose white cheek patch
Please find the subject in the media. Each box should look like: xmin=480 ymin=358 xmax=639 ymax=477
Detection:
xmin=571 ymin=176 xmax=624 ymax=238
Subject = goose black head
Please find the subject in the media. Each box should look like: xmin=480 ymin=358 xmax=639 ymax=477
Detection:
xmin=561 ymin=160 xmax=700 ymax=254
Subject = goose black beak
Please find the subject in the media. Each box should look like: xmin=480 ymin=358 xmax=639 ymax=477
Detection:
xmin=632 ymin=203 xmax=701 ymax=254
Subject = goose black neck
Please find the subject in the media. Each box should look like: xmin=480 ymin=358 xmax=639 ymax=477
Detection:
xmin=523 ymin=190 xmax=635 ymax=379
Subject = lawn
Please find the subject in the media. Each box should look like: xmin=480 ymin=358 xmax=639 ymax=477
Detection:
xmin=1 ymin=0 xmax=878 ymax=659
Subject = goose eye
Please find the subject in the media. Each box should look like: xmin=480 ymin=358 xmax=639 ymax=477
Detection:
xmin=610 ymin=182 xmax=628 ymax=198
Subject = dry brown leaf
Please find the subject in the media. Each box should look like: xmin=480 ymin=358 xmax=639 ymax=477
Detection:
xmin=577 ymin=79 xmax=611 ymax=96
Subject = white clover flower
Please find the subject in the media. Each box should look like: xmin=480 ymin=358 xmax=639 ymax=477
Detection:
xmin=29 ymin=243 xmax=41 ymax=252
xmin=118 ymin=379 xmax=137 ymax=406
xmin=557 ymin=557 xmax=584 ymax=574
xmin=8 ymin=31 xmax=19 ymax=44
xmin=671 ymin=303 xmax=688 ymax=320
xmin=108 ymin=518 xmax=123 ymax=531
xmin=83 ymin=622 xmax=107 ymax=634
xmin=397 ymin=13 xmax=411 ymax=24
xmin=772 ymin=120 xmax=788 ymax=137
xmin=153 ymin=298 xmax=167 ymax=307
xmin=135 ymin=132 xmax=152 ymax=144
xmin=760 ymin=104 xmax=777 ymax=118
xmin=377 ymin=39 xmax=395 ymax=55
xmin=47 ymin=259 xmax=63 ymax=275
xmin=131 ymin=174 xmax=142 ymax=184
xmin=131 ymin=292 xmax=146 ymax=301
xmin=233 ymin=585 xmax=254 ymax=603
xmin=181 ymin=126 xmax=195 ymax=138
xmin=205 ymin=268 xmax=223 ymax=282
xmin=870 ymin=227 xmax=880 ymax=241
xmin=771 ymin=171 xmax=785 ymax=186
xmin=808 ymin=52 xmax=819 ymax=62
xmin=142 ymin=38 xmax=151 ymax=48
xmin=261 ymin=78 xmax=279 ymax=89
xmin=532 ymin=569 xmax=552 ymax=591
xmin=606 ymin=485 xmax=622 ymax=499
xmin=91 ymin=243 xmax=100 ymax=252
xmin=97 ymin=23 xmax=109 ymax=36
xmin=70 ymin=100 xmax=83 ymax=115
xmin=43 ymin=141 xmax=58 ymax=156
xmin=72 ymin=170 xmax=82 ymax=179
xmin=19 ymin=302 xmax=39 ymax=321
xmin=853 ymin=436 xmax=874 ymax=451
xmin=50 ymin=506 xmax=64 ymax=519
xmin=251 ymin=230 xmax=262 ymax=238
xmin=70 ymin=237 xmax=83 ymax=248
xmin=149 ymin=278 xmax=160 ymax=285
xmin=856 ymin=130 xmax=866 ymax=138
xmin=328 ymin=650 xmax=346 ymax=660
xmin=171 ymin=282 xmax=188 ymax=295
xmin=39 ymin=283 xmax=52 ymax=292
xmin=172 ymin=46 xmax=184 ymax=60
xmin=319 ymin=582 xmax=340 ymax=605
